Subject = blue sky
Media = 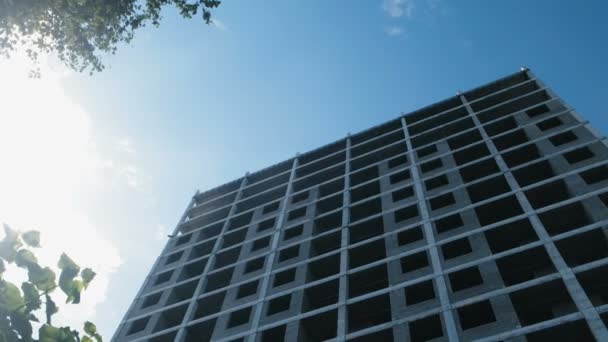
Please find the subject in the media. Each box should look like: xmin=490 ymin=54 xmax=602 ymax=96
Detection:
xmin=1 ymin=0 xmax=607 ymax=337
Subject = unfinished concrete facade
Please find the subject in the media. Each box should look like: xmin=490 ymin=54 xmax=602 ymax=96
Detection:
xmin=113 ymin=69 xmax=608 ymax=342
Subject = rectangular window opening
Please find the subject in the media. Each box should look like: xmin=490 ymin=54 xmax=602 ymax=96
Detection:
xmin=441 ymin=237 xmax=472 ymax=260
xmin=302 ymin=279 xmax=339 ymax=312
xmin=448 ymin=266 xmax=483 ymax=292
xmin=153 ymin=304 xmax=188 ymax=332
xmin=347 ymin=294 xmax=392 ymax=333
xmin=298 ymin=309 xmax=338 ymax=341
xmin=525 ymin=179 xmax=571 ymax=209
xmin=350 ymin=181 xmax=381 ymax=203
xmin=306 ymin=253 xmax=340 ymax=282
xmin=310 ymin=231 xmax=341 ymax=257
xmin=457 ymin=300 xmax=496 ymax=330
xmin=474 ymin=195 xmax=523 ymax=226
xmin=397 ymin=226 xmax=424 ymax=246
xmin=509 ymin=280 xmax=576 ymax=326
xmin=495 ymin=247 xmax=555 ymax=286
xmin=409 ymin=314 xmax=443 ymax=342
xmin=349 ymin=216 xmax=384 ymax=244
xmin=484 ymin=219 xmax=538 ymax=254
xmin=459 ymin=158 xmax=500 ymax=183
xmin=400 ymin=251 xmax=430 ymax=273
xmin=405 ymin=280 xmax=436 ymax=305
xmin=195 ymin=291 xmax=227 ymax=319
xmin=349 ymin=239 xmax=386 ymax=269
xmin=538 ymin=201 xmax=591 ymax=236
xmin=348 ymin=264 xmax=389 ymax=299
xmin=466 ymin=175 xmax=511 ymax=203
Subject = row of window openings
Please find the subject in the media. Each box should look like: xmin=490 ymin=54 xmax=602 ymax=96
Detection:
xmin=416 ymin=122 xmax=577 ymax=179
xmin=160 ymin=182 xmax=608 ymax=293
xmin=407 ymin=78 xmax=538 ymax=136
xmin=134 ymin=218 xmax=608 ymax=340
xmin=168 ymin=188 xmax=418 ymax=266
xmin=405 ymin=104 xmax=564 ymax=172
xmin=131 ymin=306 xmax=597 ymax=342
xmin=347 ymin=166 xmax=599 ymax=235
xmin=175 ymin=170 xmax=608 ymax=289
xmin=412 ymin=110 xmax=574 ymax=191
xmin=188 ymin=98 xmax=555 ymax=224
xmin=131 ymin=267 xmax=596 ymax=342
xmin=181 ymin=117 xmax=582 ymax=245
xmin=233 ymin=76 xmax=533 ymax=186
xmin=421 ymin=139 xmax=602 ymax=199
xmin=274 ymin=109 xmax=566 ymax=219
xmin=173 ymin=140 xmax=606 ymax=268
xmin=182 ymin=161 xmax=413 ymax=241
xmin=409 ymin=101 xmax=555 ymax=165
xmin=411 ymin=91 xmax=551 ymax=149
xmin=149 ymin=205 xmax=608 ymax=314
xmin=184 ymin=173 xmax=414 ymax=249
xmin=225 ymin=100 xmax=549 ymax=207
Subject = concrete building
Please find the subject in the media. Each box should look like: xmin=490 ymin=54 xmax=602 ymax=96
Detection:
xmin=113 ymin=69 xmax=608 ymax=342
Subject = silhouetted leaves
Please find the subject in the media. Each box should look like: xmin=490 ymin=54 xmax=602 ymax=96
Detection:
xmin=0 ymin=225 xmax=21 ymax=262
xmin=0 ymin=1 xmax=221 ymax=75
xmin=22 ymin=231 xmax=40 ymax=248
xmin=81 ymin=268 xmax=96 ymax=289
xmin=0 ymin=280 xmax=24 ymax=312
xmin=21 ymin=282 xmax=41 ymax=312
xmin=15 ymin=249 xmax=37 ymax=269
xmin=0 ymin=227 xmax=99 ymax=341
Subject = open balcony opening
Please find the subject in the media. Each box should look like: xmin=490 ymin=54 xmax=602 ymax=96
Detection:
xmin=298 ymin=310 xmax=338 ymax=341
xmin=495 ymin=247 xmax=555 ymax=286
xmin=347 ymin=294 xmax=392 ymax=333
xmin=509 ymin=280 xmax=577 ymax=326
xmin=348 ymin=264 xmax=389 ymax=299
xmin=302 ymin=279 xmax=339 ymax=312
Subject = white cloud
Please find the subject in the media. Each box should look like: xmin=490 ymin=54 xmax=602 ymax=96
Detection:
xmin=116 ymin=137 xmax=136 ymax=154
xmin=0 ymin=54 xmax=128 ymax=330
xmin=100 ymin=137 xmax=149 ymax=191
xmin=154 ymin=224 xmax=171 ymax=242
xmin=386 ymin=26 xmax=405 ymax=36
xmin=381 ymin=0 xmax=447 ymax=36
xmin=382 ymin=0 xmax=415 ymax=18
xmin=210 ymin=18 xmax=227 ymax=31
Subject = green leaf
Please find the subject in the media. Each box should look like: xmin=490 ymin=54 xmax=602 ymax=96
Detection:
xmin=84 ymin=321 xmax=97 ymax=336
xmin=39 ymin=324 xmax=60 ymax=342
xmin=15 ymin=249 xmax=38 ymax=269
xmin=0 ymin=279 xmax=25 ymax=312
xmin=22 ymin=230 xmax=40 ymax=247
xmin=84 ymin=321 xmax=103 ymax=341
xmin=28 ymin=264 xmax=56 ymax=292
xmin=58 ymin=253 xmax=81 ymax=303
xmin=82 ymin=337 xmax=93 ymax=342
xmin=0 ymin=224 xmax=22 ymax=262
xmin=81 ymin=268 xmax=96 ymax=289
xmin=2 ymin=224 xmax=19 ymax=241
xmin=9 ymin=311 xmax=33 ymax=341
xmin=58 ymin=253 xmax=79 ymax=272
xmin=57 ymin=327 xmax=78 ymax=342
xmin=21 ymin=282 xmax=42 ymax=312
xmin=45 ymin=294 xmax=58 ymax=325
xmin=0 ymin=258 xmax=5 ymax=275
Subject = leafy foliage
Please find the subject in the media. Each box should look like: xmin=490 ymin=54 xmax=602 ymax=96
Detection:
xmin=0 ymin=224 xmax=99 ymax=342
xmin=0 ymin=0 xmax=221 ymax=76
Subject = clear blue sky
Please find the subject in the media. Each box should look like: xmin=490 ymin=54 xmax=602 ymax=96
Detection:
xmin=12 ymin=0 xmax=608 ymax=336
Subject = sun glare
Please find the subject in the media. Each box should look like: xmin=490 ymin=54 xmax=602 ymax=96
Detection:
xmin=0 ymin=54 xmax=122 ymax=327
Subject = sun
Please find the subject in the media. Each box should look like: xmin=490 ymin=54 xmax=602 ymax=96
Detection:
xmin=0 ymin=53 xmax=122 ymax=331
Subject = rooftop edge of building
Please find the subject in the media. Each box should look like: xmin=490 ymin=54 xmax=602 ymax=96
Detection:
xmin=191 ymin=67 xmax=531 ymax=208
